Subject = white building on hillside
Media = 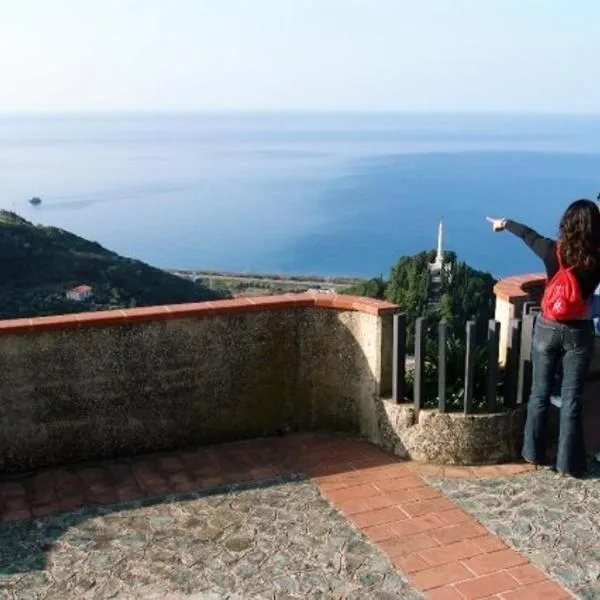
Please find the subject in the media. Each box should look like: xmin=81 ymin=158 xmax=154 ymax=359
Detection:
xmin=66 ymin=284 xmax=93 ymax=301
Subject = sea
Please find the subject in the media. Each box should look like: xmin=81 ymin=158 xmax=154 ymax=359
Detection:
xmin=2 ymin=112 xmax=600 ymax=279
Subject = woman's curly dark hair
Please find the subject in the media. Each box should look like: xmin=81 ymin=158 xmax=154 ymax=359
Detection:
xmin=558 ymin=199 xmax=600 ymax=270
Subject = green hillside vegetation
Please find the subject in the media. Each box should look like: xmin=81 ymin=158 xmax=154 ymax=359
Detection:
xmin=0 ymin=211 xmax=226 ymax=320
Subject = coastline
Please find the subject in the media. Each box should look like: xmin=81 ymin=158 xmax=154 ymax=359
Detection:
xmin=167 ymin=269 xmax=365 ymax=297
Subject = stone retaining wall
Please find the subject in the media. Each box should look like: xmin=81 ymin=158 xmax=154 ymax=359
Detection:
xmin=0 ymin=294 xmax=396 ymax=474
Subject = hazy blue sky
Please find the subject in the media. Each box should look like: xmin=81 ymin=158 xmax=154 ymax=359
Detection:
xmin=2 ymin=0 xmax=599 ymax=113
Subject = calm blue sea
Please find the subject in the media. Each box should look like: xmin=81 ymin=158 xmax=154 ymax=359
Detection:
xmin=1 ymin=112 xmax=600 ymax=278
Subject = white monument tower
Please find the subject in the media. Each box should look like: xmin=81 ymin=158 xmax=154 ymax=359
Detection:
xmin=430 ymin=219 xmax=444 ymax=272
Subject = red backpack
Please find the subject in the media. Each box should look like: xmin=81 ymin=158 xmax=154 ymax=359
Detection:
xmin=541 ymin=245 xmax=588 ymax=320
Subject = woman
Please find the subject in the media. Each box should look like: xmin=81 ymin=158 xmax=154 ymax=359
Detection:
xmin=487 ymin=199 xmax=600 ymax=477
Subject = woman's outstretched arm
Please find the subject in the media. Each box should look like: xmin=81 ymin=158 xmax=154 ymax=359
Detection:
xmin=486 ymin=217 xmax=554 ymax=261
xmin=504 ymin=220 xmax=554 ymax=260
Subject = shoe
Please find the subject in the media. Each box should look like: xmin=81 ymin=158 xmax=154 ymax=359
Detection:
xmin=522 ymin=457 xmax=547 ymax=470
xmin=557 ymin=470 xmax=585 ymax=479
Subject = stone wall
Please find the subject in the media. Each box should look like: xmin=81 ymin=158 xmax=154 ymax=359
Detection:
xmin=0 ymin=294 xmax=396 ymax=474
xmin=374 ymin=400 xmax=525 ymax=465
xmin=493 ymin=273 xmax=545 ymax=365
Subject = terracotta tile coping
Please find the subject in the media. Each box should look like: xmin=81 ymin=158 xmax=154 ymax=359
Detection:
xmin=0 ymin=292 xmax=398 ymax=336
xmin=493 ymin=273 xmax=545 ymax=302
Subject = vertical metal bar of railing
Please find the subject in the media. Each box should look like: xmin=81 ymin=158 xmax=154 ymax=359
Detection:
xmin=438 ymin=320 xmax=447 ymax=413
xmin=464 ymin=321 xmax=476 ymax=414
xmin=486 ymin=319 xmax=500 ymax=412
xmin=504 ymin=319 xmax=522 ymax=408
xmin=392 ymin=312 xmax=407 ymax=404
xmin=517 ymin=313 xmax=535 ymax=404
xmin=414 ymin=317 xmax=425 ymax=412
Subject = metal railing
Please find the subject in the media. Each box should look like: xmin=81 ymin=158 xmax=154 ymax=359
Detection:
xmin=391 ymin=310 xmax=536 ymax=414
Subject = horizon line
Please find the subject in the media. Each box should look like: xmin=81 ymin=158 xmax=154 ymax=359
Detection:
xmin=1 ymin=109 xmax=600 ymax=118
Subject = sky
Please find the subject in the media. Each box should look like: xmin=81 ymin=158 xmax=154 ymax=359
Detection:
xmin=1 ymin=0 xmax=600 ymax=113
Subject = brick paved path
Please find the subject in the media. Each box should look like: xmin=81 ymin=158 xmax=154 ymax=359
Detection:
xmin=0 ymin=434 xmax=574 ymax=599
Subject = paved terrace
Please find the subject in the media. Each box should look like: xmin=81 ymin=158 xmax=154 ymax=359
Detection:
xmin=2 ymin=433 xmax=596 ymax=600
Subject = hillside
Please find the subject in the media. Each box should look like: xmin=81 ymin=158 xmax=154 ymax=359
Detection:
xmin=0 ymin=211 xmax=226 ymax=320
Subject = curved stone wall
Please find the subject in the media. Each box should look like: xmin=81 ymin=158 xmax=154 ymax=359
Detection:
xmin=375 ymin=400 xmax=525 ymax=465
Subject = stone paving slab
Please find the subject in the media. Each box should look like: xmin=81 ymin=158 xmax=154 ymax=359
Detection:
xmin=427 ymin=462 xmax=600 ymax=599
xmin=0 ymin=476 xmax=421 ymax=600
xmin=0 ymin=433 xmax=578 ymax=599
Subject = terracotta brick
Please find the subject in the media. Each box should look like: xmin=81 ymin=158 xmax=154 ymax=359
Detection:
xmin=105 ymin=463 xmax=137 ymax=487
xmin=1 ymin=506 xmax=32 ymax=521
xmin=27 ymin=472 xmax=57 ymax=506
xmin=88 ymin=489 xmax=119 ymax=505
xmin=421 ymin=540 xmax=483 ymax=567
xmin=407 ymin=463 xmax=446 ymax=477
xmin=436 ymin=509 xmax=472 ymax=526
xmin=345 ymin=466 xmax=400 ymax=485
xmin=400 ymin=497 xmax=456 ymax=518
xmin=386 ymin=486 xmax=441 ymax=503
xmin=54 ymin=469 xmax=83 ymax=498
xmin=455 ymin=572 xmax=520 ymax=599
xmin=374 ymin=474 xmax=428 ymax=493
xmin=392 ymin=513 xmax=446 ymax=537
xmin=432 ymin=521 xmax=488 ymax=545
xmin=116 ymin=486 xmax=144 ymax=502
xmin=425 ymin=586 xmax=465 ymax=600
xmin=1 ymin=481 xmax=26 ymax=499
xmin=410 ymin=561 xmax=474 ymax=590
xmin=318 ymin=479 xmax=350 ymax=492
xmin=471 ymin=466 xmax=504 ymax=478
xmin=59 ymin=495 xmax=86 ymax=512
xmin=1 ymin=491 xmax=29 ymax=513
xmin=440 ymin=466 xmax=474 ymax=479
xmin=352 ymin=455 xmax=398 ymax=470
xmin=31 ymin=502 xmax=61 ymax=518
xmin=169 ymin=473 xmax=199 ymax=493
xmin=500 ymin=580 xmax=571 ymax=599
xmin=382 ymin=463 xmax=414 ymax=478
xmin=352 ymin=506 xmax=409 ymax=529
xmin=463 ymin=548 xmax=527 ymax=576
xmin=379 ymin=532 xmax=441 ymax=557
xmin=473 ymin=534 xmax=507 ymax=553
xmin=157 ymin=455 xmax=185 ymax=473
xmin=496 ymin=463 xmax=535 ymax=476
xmin=324 ymin=483 xmax=379 ymax=502
xmin=363 ymin=523 xmax=404 ymax=543
xmin=337 ymin=494 xmax=395 ymax=515
xmin=79 ymin=468 xmax=109 ymax=489
xmin=391 ymin=552 xmax=430 ymax=574
xmin=508 ymin=564 xmax=547 ymax=586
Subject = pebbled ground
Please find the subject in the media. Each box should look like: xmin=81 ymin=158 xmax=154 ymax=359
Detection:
xmin=0 ymin=476 xmax=421 ymax=600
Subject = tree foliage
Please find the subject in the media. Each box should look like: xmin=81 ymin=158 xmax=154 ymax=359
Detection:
xmin=342 ymin=276 xmax=386 ymax=299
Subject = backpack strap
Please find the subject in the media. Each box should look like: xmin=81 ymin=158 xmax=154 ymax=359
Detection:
xmin=556 ymin=242 xmax=564 ymax=269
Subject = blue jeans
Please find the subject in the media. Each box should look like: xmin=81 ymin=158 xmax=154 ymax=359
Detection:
xmin=522 ymin=315 xmax=594 ymax=475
